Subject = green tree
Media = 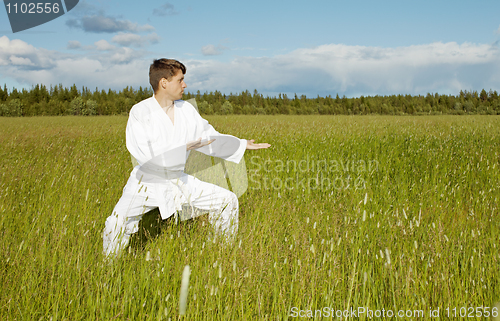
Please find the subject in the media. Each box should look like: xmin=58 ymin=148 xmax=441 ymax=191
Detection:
xmin=0 ymin=84 xmax=8 ymax=102
xmin=480 ymin=89 xmax=488 ymax=102
xmin=0 ymin=99 xmax=23 ymax=116
xmin=69 ymin=96 xmax=85 ymax=115
xmin=221 ymin=101 xmax=234 ymax=115
xmin=198 ymin=101 xmax=213 ymax=115
xmin=463 ymin=101 xmax=475 ymax=113
xmin=84 ymin=100 xmax=98 ymax=116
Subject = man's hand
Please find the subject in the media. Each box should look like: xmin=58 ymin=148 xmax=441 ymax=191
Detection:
xmin=187 ymin=138 xmax=215 ymax=151
xmin=246 ymin=139 xmax=271 ymax=150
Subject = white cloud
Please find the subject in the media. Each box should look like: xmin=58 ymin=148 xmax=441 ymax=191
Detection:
xmin=66 ymin=15 xmax=155 ymax=33
xmin=1 ymin=37 xmax=499 ymax=97
xmin=0 ymin=36 xmax=36 ymax=58
xmin=496 ymin=25 xmax=500 ymax=34
xmin=9 ymin=56 xmax=34 ymax=66
xmin=112 ymin=33 xmax=160 ymax=47
xmin=9 ymin=56 xmax=35 ymax=66
xmin=112 ymin=33 xmax=143 ymax=47
xmin=0 ymin=36 xmax=55 ymax=69
xmin=0 ymin=36 xmax=149 ymax=90
xmin=153 ymin=3 xmax=179 ymax=16
xmin=201 ymin=44 xmax=227 ymax=56
xmin=67 ymin=41 xmax=82 ymax=50
xmin=94 ymin=40 xmax=115 ymax=51
xmin=110 ymin=47 xmax=145 ymax=64
xmin=187 ymin=42 xmax=500 ymax=97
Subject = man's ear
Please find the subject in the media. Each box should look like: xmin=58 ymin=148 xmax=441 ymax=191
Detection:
xmin=159 ymin=78 xmax=167 ymax=90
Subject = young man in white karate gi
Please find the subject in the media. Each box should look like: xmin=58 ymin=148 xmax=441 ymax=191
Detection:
xmin=102 ymin=58 xmax=270 ymax=257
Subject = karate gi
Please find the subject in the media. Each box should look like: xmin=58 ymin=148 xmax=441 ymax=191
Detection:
xmin=102 ymin=96 xmax=247 ymax=257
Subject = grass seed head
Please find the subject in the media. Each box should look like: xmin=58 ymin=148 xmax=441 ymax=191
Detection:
xmin=179 ymin=265 xmax=191 ymax=315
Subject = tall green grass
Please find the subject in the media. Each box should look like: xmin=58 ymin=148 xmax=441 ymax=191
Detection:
xmin=1 ymin=115 xmax=499 ymax=320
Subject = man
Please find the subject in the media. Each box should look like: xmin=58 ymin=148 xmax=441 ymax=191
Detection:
xmin=102 ymin=58 xmax=270 ymax=257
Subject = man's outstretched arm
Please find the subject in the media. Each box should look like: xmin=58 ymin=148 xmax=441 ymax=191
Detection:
xmin=187 ymin=137 xmax=271 ymax=151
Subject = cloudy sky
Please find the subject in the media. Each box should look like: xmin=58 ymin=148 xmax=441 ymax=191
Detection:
xmin=1 ymin=0 xmax=500 ymax=97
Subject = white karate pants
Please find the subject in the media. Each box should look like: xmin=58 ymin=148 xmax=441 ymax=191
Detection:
xmin=102 ymin=173 xmax=238 ymax=257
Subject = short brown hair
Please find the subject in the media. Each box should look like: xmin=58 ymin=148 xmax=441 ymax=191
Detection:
xmin=149 ymin=59 xmax=186 ymax=93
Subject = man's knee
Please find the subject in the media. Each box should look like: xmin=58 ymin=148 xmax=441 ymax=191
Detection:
xmin=104 ymin=212 xmax=121 ymax=232
xmin=220 ymin=191 xmax=238 ymax=221
xmin=103 ymin=212 xmax=131 ymax=257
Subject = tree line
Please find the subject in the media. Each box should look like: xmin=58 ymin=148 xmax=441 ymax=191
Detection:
xmin=1 ymin=84 xmax=499 ymax=117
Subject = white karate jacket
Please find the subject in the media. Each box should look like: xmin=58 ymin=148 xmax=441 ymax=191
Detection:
xmin=125 ymin=96 xmax=247 ymax=219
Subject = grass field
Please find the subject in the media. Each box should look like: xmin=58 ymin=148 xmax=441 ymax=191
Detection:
xmin=1 ymin=115 xmax=500 ymax=320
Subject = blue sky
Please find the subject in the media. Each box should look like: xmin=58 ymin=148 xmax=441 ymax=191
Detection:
xmin=1 ymin=0 xmax=500 ymax=97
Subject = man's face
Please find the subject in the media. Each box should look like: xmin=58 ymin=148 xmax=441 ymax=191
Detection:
xmin=163 ymin=70 xmax=187 ymax=101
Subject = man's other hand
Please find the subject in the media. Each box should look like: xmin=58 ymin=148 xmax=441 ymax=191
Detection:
xmin=246 ymin=139 xmax=271 ymax=150
xmin=187 ymin=138 xmax=215 ymax=151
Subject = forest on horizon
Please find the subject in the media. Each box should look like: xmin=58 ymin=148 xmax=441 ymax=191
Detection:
xmin=0 ymin=83 xmax=499 ymax=117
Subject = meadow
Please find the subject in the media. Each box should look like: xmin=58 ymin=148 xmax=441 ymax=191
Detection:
xmin=1 ymin=115 xmax=499 ymax=320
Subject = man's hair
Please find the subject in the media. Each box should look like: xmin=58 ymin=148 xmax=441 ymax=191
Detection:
xmin=149 ymin=58 xmax=186 ymax=93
